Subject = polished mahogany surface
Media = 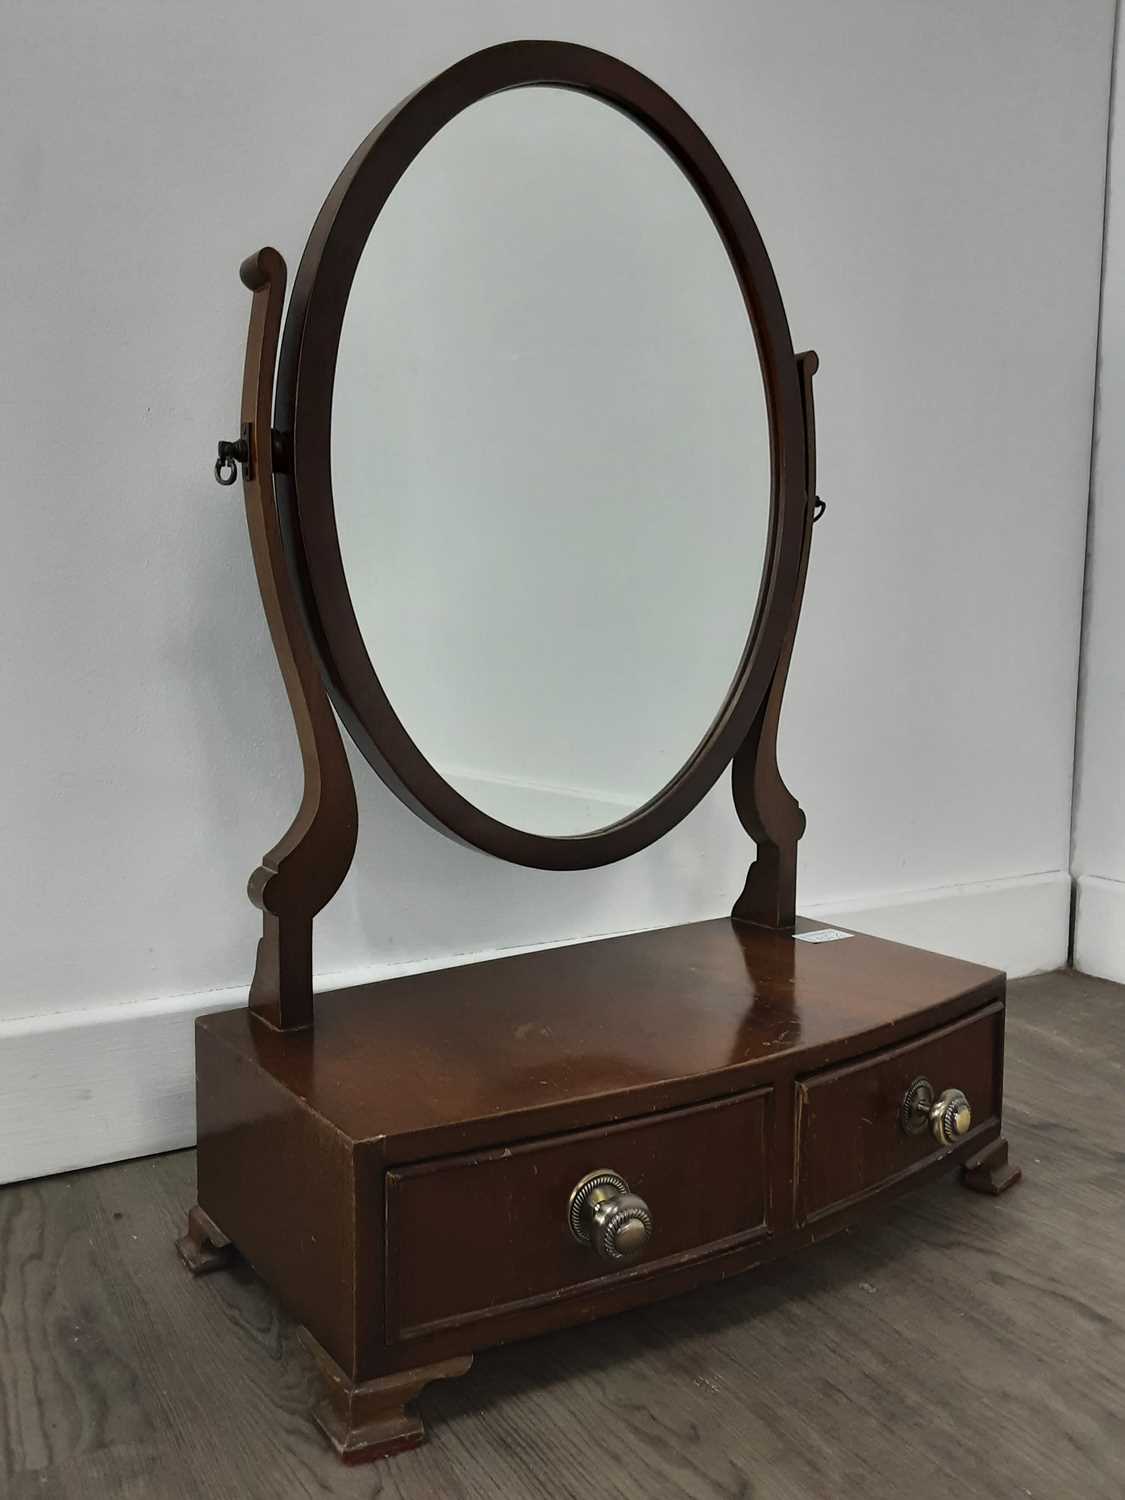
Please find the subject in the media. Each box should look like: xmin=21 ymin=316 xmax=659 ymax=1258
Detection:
xmin=198 ymin=918 xmax=1001 ymax=1159
xmin=386 ymin=1089 xmax=769 ymax=1341
xmin=192 ymin=913 xmax=1011 ymax=1426
xmin=796 ymin=1002 xmax=1003 ymax=1221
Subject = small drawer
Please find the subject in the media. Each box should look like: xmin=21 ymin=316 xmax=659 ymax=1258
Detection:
xmin=386 ymin=1089 xmax=770 ymax=1341
xmin=796 ymin=1002 xmax=1002 ymax=1223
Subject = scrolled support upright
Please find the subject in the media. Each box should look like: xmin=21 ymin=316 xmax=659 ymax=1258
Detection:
xmin=233 ymin=247 xmax=358 ymax=1031
xmin=731 ymin=349 xmax=820 ymax=931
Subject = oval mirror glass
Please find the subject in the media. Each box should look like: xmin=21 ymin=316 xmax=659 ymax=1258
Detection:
xmin=331 ymin=85 xmax=772 ymax=837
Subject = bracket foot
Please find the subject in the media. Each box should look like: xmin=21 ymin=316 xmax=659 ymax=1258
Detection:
xmin=961 ymin=1136 xmax=1022 ymax=1196
xmin=176 ymin=1205 xmax=236 ymax=1275
xmin=301 ymin=1329 xmax=472 ymax=1464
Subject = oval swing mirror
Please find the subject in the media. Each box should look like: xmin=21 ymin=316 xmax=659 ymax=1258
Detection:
xmin=278 ymin=41 xmax=807 ymax=869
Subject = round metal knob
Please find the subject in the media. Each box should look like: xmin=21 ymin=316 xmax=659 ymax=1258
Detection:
xmin=568 ymin=1170 xmax=653 ymax=1263
xmin=901 ymin=1077 xmax=972 ymax=1145
xmin=931 ymin=1087 xmax=972 ymax=1145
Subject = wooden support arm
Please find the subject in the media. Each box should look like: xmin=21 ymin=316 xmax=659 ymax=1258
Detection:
xmin=234 ymin=248 xmax=358 ymax=1030
xmin=731 ymin=350 xmax=819 ymax=930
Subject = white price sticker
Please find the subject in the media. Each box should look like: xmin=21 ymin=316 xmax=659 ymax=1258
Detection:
xmin=794 ymin=928 xmax=854 ymax=944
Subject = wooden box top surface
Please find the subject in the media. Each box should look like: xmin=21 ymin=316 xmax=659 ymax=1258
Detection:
xmin=197 ymin=919 xmax=1002 ymax=1156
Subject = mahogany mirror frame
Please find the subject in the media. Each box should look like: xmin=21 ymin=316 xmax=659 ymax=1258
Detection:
xmin=274 ymin=38 xmax=811 ymax=872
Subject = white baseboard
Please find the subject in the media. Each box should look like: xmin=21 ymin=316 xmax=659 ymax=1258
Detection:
xmin=1073 ymin=874 xmax=1125 ymax=983
xmin=810 ymin=870 xmax=1071 ymax=978
xmin=0 ymin=869 xmax=1072 ymax=1187
xmin=0 ymin=987 xmax=245 ymax=1188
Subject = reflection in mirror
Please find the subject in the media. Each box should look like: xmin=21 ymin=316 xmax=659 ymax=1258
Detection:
xmin=332 ymin=85 xmax=771 ymax=836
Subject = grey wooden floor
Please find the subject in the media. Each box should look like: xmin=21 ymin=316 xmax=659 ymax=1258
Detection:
xmin=1 ymin=968 xmax=1122 ymax=1500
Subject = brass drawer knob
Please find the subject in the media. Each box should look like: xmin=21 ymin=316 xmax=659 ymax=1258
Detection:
xmin=568 ymin=1170 xmax=653 ymax=1263
xmin=901 ymin=1078 xmax=972 ymax=1145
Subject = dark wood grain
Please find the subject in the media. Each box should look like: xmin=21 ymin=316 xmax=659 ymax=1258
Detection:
xmin=301 ymin=1330 xmax=472 ymax=1464
xmin=796 ymin=1002 xmax=1002 ymax=1221
xmin=963 ymin=1134 xmax=1023 ymax=1194
xmin=193 ymin=1037 xmax=361 ymax=1370
xmin=187 ymin=916 xmax=1006 ymax=1417
xmin=2 ymin=969 xmax=1122 ymax=1498
xmin=235 ymin=248 xmax=358 ymax=1032
xmin=199 ymin=917 xmax=1001 ymax=1154
xmin=732 ymin=349 xmax=819 ymax=930
xmin=386 ymin=1091 xmax=769 ymax=1341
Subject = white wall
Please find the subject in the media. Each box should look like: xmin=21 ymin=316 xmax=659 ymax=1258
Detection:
xmin=1074 ymin=7 xmax=1125 ymax=982
xmin=0 ymin=0 xmax=1112 ymax=1182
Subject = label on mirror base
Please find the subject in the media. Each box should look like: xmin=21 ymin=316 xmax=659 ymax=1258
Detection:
xmin=794 ymin=928 xmax=855 ymax=943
